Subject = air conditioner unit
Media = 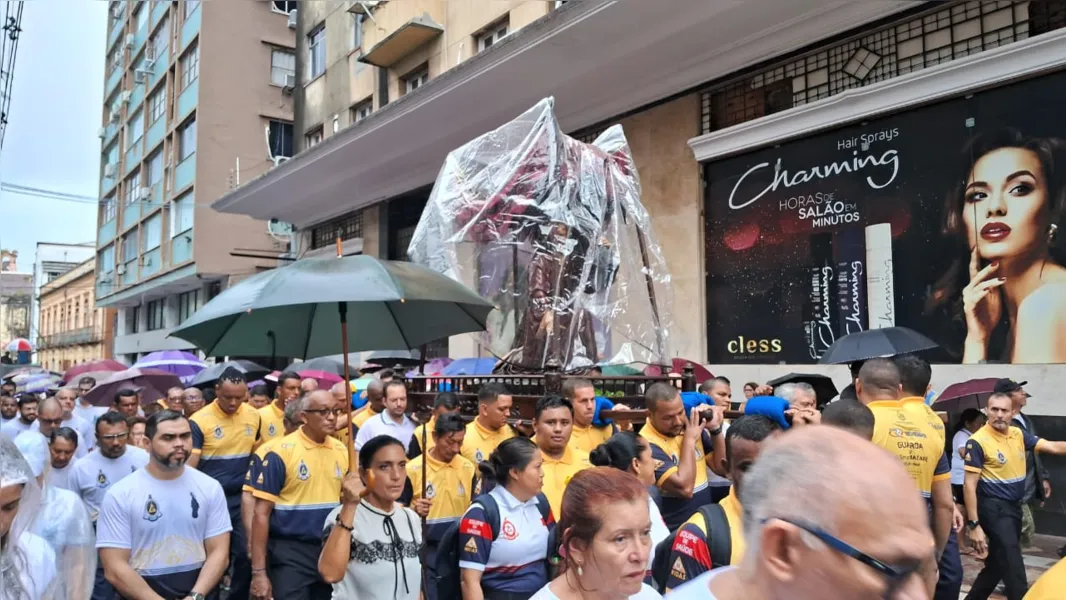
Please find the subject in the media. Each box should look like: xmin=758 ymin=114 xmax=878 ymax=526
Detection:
xmin=133 ymin=71 xmax=146 ymax=84
xmin=287 ymin=9 xmax=297 ymax=29
xmin=98 ymin=127 xmax=107 ymax=139
xmin=125 ymin=34 xmax=135 ymax=49
xmin=116 ymin=264 xmax=127 ymax=275
xmin=137 ymin=187 xmax=152 ymax=200
xmin=104 ymin=163 xmax=117 ymax=178
xmin=121 ymin=91 xmax=132 ymax=103
xmin=145 ymin=45 xmax=155 ymax=60
xmin=283 ymin=73 xmax=296 ymax=92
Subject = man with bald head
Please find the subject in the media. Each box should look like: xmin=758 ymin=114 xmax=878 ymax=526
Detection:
xmin=50 ymin=388 xmax=93 ymax=458
xmin=337 ymin=379 xmax=385 ymax=445
xmin=300 ymin=377 xmax=319 ymax=394
xmin=670 ymin=426 xmax=935 ymax=599
xmin=854 ymin=358 xmax=954 ymax=595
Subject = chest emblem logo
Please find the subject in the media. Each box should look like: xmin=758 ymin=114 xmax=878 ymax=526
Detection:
xmin=143 ymin=495 xmax=162 ymax=522
xmin=298 ymin=459 xmax=310 ymax=480
xmin=500 ymin=518 xmax=518 ymax=541
xmin=457 ymin=483 xmax=465 ymax=497
xmin=213 ymin=425 xmax=224 ymax=440
xmin=190 ymin=493 xmax=200 ymax=519
xmin=996 ymin=450 xmax=1007 ymax=465
xmin=268 ymin=423 xmax=276 ymax=436
xmin=245 ymin=424 xmax=254 ymax=437
xmin=334 ymin=463 xmax=342 ymax=479
xmin=96 ymin=470 xmax=109 ymax=488
xmin=474 ymin=449 xmax=484 ymax=463
xmin=426 ymin=482 xmax=436 ymax=499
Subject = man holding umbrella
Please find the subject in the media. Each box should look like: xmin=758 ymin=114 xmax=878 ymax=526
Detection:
xmin=188 ymin=368 xmax=262 ymax=600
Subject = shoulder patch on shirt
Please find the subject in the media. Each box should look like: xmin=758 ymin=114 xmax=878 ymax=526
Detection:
xmin=143 ymin=495 xmax=162 ymax=522
xmin=654 ymin=459 xmax=665 ymax=470
xmin=670 ymin=557 xmax=686 ymax=581
xmin=463 ymin=538 xmax=478 ymax=554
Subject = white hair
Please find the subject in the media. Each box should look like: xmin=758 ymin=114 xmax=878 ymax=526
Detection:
xmin=773 ymin=382 xmax=816 ymax=404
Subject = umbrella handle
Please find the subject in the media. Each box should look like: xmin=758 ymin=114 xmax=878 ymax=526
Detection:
xmin=338 ymin=302 xmax=356 ymax=472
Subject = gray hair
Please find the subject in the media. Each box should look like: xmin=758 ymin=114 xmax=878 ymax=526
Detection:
xmin=284 ymin=396 xmax=305 ymax=421
xmin=773 ymin=382 xmax=816 ymax=404
xmin=740 ymin=439 xmax=838 ymax=556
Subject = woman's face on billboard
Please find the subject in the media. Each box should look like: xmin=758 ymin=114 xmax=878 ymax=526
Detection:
xmin=962 ymin=147 xmax=1050 ymax=263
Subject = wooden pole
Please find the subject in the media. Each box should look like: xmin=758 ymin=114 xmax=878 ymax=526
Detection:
xmin=337 ymin=237 xmax=356 ymax=471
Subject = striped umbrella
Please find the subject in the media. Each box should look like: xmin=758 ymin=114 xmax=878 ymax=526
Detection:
xmin=13 ymin=371 xmax=62 ymax=394
xmin=4 ymin=338 xmax=33 ymax=353
xmin=133 ymin=350 xmax=207 ymax=380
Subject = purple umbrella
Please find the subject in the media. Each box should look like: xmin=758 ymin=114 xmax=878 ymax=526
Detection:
xmin=133 ymin=350 xmax=206 ymax=380
xmin=82 ymin=368 xmax=184 ymax=407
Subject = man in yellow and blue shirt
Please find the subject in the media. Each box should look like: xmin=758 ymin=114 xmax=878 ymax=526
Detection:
xmin=258 ymin=370 xmax=302 ymax=444
xmin=964 ymin=392 xmax=1066 ymax=600
xmin=188 ymin=368 xmax=261 ymax=600
xmin=408 ymin=391 xmax=461 ymax=460
xmin=532 ymin=395 xmax=591 ymax=517
xmin=462 ymin=382 xmax=516 ymax=464
xmin=250 ymin=389 xmax=347 ymax=600
xmin=400 ymin=413 xmax=477 ymax=600
xmin=562 ymin=378 xmax=615 ymax=454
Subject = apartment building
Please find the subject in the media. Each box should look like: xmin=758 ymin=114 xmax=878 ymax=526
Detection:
xmin=94 ymin=0 xmax=294 ymax=363
xmin=37 ymin=259 xmax=115 ymax=372
xmin=32 ymin=242 xmax=96 ymax=347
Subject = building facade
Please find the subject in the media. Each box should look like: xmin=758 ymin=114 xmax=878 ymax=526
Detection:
xmin=37 ymin=259 xmax=115 ymax=372
xmin=0 ymin=271 xmax=32 ymax=352
xmin=94 ymin=0 xmax=295 ymax=363
xmin=213 ymin=0 xmax=1066 ymax=531
xmin=32 ymin=242 xmax=96 ymax=352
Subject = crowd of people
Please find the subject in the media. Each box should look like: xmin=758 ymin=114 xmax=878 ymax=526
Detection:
xmin=0 ymin=359 xmax=1065 ymax=600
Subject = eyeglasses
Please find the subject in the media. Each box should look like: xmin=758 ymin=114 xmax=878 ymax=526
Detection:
xmin=765 ymin=517 xmax=922 ymax=598
xmin=38 ymin=418 xmax=64 ymax=426
xmin=304 ymin=408 xmax=345 ymax=417
xmin=98 ymin=432 xmax=130 ymax=441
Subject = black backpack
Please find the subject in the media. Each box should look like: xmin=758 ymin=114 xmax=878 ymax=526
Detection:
xmin=434 ymin=492 xmax=553 ymax=598
xmin=650 ymin=503 xmax=732 ymax=591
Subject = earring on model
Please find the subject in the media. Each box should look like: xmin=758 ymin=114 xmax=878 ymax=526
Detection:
xmin=577 ymin=565 xmax=583 ymax=576
xmin=1051 ymin=223 xmax=1059 ymax=242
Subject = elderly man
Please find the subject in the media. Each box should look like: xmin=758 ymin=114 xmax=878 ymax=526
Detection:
xmin=300 ymin=377 xmax=319 ymax=394
xmin=669 ymin=426 xmax=936 ymax=599
xmin=994 ymin=379 xmax=1049 ymax=550
xmin=773 ymin=382 xmax=817 ymax=412
xmin=183 ymin=386 xmax=206 ymax=417
xmin=18 ymin=396 xmax=90 ymax=460
xmin=53 ymin=388 xmax=94 ymax=456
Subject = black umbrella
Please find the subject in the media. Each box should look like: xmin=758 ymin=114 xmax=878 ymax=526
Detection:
xmin=188 ymin=360 xmax=271 ymax=388
xmin=818 ymin=327 xmax=939 ymax=365
xmin=365 ymin=349 xmax=423 ymax=367
xmin=284 ymin=355 xmax=361 ymax=378
xmin=766 ymin=373 xmax=840 ymax=406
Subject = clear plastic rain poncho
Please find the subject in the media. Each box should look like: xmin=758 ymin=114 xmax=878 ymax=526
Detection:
xmin=408 ymin=98 xmax=674 ymax=372
xmin=1 ymin=436 xmax=55 ymax=600
xmin=9 ymin=433 xmax=95 ymax=600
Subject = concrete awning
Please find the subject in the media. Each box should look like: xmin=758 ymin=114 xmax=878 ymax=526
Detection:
xmin=360 ymin=15 xmax=444 ymax=68
xmin=213 ymin=0 xmax=911 ymax=229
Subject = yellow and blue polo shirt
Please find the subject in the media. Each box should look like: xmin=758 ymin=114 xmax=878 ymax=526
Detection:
xmin=403 ymin=452 xmax=477 ymax=542
xmin=568 ymin=422 xmax=614 ymax=455
xmin=257 ymin=401 xmax=286 ymax=444
xmin=965 ymin=424 xmax=1045 ymax=503
xmin=868 ymin=399 xmax=950 ymax=499
xmin=409 ymin=418 xmax=437 ymax=458
xmin=640 ymin=422 xmax=714 ymax=530
xmin=665 ymin=487 xmax=745 ymax=591
xmin=540 ymin=446 xmax=591 ymax=518
xmin=190 ymin=401 xmax=262 ymax=496
xmin=900 ymin=396 xmax=947 ymax=446
xmin=252 ymin=428 xmax=348 ymax=542
xmin=461 ymin=419 xmax=515 ymax=464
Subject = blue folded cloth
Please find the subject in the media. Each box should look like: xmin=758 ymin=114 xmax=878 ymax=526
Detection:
xmin=743 ymin=395 xmax=791 ymax=429
xmin=680 ymin=391 xmax=712 ymax=413
xmin=592 ymin=396 xmax=615 ymax=426
xmin=352 ymin=390 xmax=367 ymax=410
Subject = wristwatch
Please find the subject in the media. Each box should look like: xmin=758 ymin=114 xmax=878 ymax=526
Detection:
xmin=186 ymin=594 xmax=205 ymax=600
xmin=966 ymin=520 xmax=980 ymax=531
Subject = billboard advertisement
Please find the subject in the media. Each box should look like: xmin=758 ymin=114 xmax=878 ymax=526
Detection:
xmin=704 ymin=70 xmax=1066 ymax=364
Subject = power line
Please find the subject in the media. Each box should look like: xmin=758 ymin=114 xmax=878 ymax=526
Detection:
xmin=0 ymin=2 xmax=23 ymax=152
xmin=0 ymin=181 xmax=97 ymax=203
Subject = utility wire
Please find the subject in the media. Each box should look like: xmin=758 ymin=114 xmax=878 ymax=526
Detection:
xmin=0 ymin=2 xmax=23 ymax=152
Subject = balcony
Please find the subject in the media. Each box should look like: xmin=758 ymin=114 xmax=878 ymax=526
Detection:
xmin=177 ymin=79 xmax=197 ymax=119
xmin=124 ymin=142 xmax=142 ymax=176
xmin=103 ymin=121 xmax=120 ymax=145
xmin=37 ymin=326 xmax=105 ymax=350
xmin=108 ymin=14 xmax=125 ymax=49
xmin=145 ymin=116 xmax=166 ymax=151
xmin=99 ymin=219 xmax=117 ymax=245
xmin=121 ymin=260 xmax=138 ymax=286
xmin=151 ymin=0 xmax=168 ymax=27
xmin=142 ymin=247 xmax=162 ymax=278
xmin=171 ymin=229 xmax=193 ymax=264
xmin=106 ymin=66 xmax=123 ymax=96
xmin=152 ymin=48 xmax=169 ymax=80
xmin=121 ymin=201 xmax=140 ymax=230
xmin=101 ymin=171 xmax=118 ymax=196
xmin=360 ymin=11 xmax=444 ymax=68
xmin=133 ymin=26 xmax=147 ymax=55
xmin=181 ymin=5 xmax=200 ymax=51
xmin=129 ymin=80 xmax=145 ymax=112
xmin=175 ymin=154 xmax=196 ymax=191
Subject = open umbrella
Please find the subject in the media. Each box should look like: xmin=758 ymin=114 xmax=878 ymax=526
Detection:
xmin=11 ymin=371 xmax=62 ymax=394
xmin=133 ymin=350 xmax=206 ymax=381
xmin=766 ymin=373 xmax=840 ymax=406
xmin=2 ymin=366 xmax=50 ymax=381
xmin=82 ymin=368 xmax=184 ymax=407
xmin=933 ymin=378 xmax=1000 ymax=412
xmin=283 ymin=355 xmax=361 ymax=379
xmin=298 ymin=370 xmax=343 ymax=389
xmin=365 ymin=349 xmax=422 ymax=367
xmin=405 ymin=357 xmax=453 ymax=377
xmin=441 ymin=357 xmax=498 ymax=376
xmin=187 ymin=360 xmax=271 ymax=388
xmin=170 ymin=253 xmax=495 ymax=468
xmin=4 ymin=338 xmax=33 ymax=353
xmin=63 ymin=359 xmax=127 ymax=384
xmin=818 ymin=327 xmax=939 ymax=365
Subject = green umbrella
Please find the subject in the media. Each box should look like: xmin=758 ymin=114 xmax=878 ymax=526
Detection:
xmin=169 ymin=255 xmax=495 ymax=358
xmin=169 ymin=254 xmax=495 ymax=470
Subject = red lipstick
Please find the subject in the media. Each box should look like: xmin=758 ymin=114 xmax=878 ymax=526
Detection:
xmin=981 ymin=222 xmax=1011 ymax=242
